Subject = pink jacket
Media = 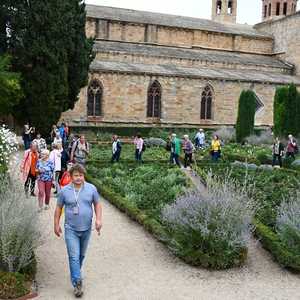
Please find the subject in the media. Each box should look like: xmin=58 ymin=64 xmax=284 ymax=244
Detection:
xmin=20 ymin=150 xmax=36 ymax=182
xmin=134 ymin=137 xmax=144 ymax=151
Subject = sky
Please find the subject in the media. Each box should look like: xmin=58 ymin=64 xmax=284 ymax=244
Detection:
xmin=85 ymin=0 xmax=265 ymax=25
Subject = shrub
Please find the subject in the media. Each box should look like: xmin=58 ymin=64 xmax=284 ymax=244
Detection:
xmin=162 ymin=173 xmax=255 ymax=269
xmin=144 ymin=137 xmax=166 ymax=148
xmin=0 ymin=126 xmax=18 ymax=173
xmin=0 ymin=271 xmax=29 ymax=299
xmin=0 ymin=176 xmax=41 ymax=273
xmin=276 ymin=195 xmax=300 ymax=256
xmin=212 ymin=126 xmax=235 ymax=143
xmin=247 ymin=130 xmax=273 ymax=146
xmin=236 ymin=90 xmax=256 ymax=143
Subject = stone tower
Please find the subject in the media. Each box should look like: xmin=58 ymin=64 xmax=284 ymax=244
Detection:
xmin=261 ymin=0 xmax=298 ymax=21
xmin=212 ymin=0 xmax=237 ymax=23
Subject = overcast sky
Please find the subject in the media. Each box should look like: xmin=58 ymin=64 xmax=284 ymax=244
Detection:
xmin=85 ymin=0 xmax=267 ymax=25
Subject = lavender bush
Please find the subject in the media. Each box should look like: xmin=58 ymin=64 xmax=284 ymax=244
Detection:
xmin=0 ymin=176 xmax=41 ymax=272
xmin=162 ymin=173 xmax=256 ymax=269
xmin=213 ymin=126 xmax=235 ymax=143
xmin=276 ymin=194 xmax=300 ymax=255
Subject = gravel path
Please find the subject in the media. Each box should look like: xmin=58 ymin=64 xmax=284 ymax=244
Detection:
xmin=35 ymin=194 xmax=300 ymax=300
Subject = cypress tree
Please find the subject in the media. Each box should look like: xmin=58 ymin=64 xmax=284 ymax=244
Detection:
xmin=273 ymin=85 xmax=288 ymax=137
xmin=4 ymin=0 xmax=93 ymax=135
xmin=236 ymin=90 xmax=256 ymax=143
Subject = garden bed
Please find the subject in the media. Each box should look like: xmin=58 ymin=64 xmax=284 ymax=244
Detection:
xmin=196 ymin=162 xmax=300 ymax=272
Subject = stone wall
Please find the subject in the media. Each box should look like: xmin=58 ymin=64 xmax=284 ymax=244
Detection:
xmin=61 ymin=73 xmax=276 ymax=127
xmin=86 ymin=18 xmax=273 ymax=54
xmin=255 ymin=13 xmax=300 ymax=74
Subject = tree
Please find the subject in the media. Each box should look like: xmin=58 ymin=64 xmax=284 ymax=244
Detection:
xmin=0 ymin=55 xmax=23 ymax=115
xmin=3 ymin=0 xmax=93 ymax=135
xmin=236 ymin=90 xmax=256 ymax=143
xmin=273 ymin=84 xmax=300 ymax=137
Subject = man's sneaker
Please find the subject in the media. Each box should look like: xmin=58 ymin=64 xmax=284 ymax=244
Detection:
xmin=74 ymin=280 xmax=83 ymax=298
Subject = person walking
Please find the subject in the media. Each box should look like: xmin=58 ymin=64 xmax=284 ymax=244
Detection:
xmin=49 ymin=143 xmax=63 ymax=194
xmin=134 ymin=134 xmax=144 ymax=162
xmin=54 ymin=164 xmax=102 ymax=298
xmin=286 ymin=134 xmax=298 ymax=159
xmin=111 ymin=135 xmax=122 ymax=163
xmin=272 ymin=137 xmax=284 ymax=168
xmin=71 ymin=135 xmax=90 ymax=166
xmin=36 ymin=149 xmax=55 ymax=211
xmin=183 ymin=135 xmax=194 ymax=169
xmin=20 ymin=143 xmax=39 ymax=196
xmin=54 ymin=132 xmax=63 ymax=146
xmin=195 ymin=129 xmax=205 ymax=150
xmin=22 ymin=124 xmax=33 ymax=150
xmin=51 ymin=125 xmax=59 ymax=142
xmin=211 ymin=135 xmax=221 ymax=162
xmin=170 ymin=133 xmax=181 ymax=167
xmin=32 ymin=133 xmax=47 ymax=153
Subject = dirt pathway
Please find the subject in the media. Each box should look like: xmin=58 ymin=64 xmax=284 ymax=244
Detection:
xmin=35 ymin=193 xmax=300 ymax=300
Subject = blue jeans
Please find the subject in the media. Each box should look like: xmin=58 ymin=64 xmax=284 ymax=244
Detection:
xmin=65 ymin=227 xmax=91 ymax=287
xmin=170 ymin=152 xmax=180 ymax=166
xmin=135 ymin=149 xmax=142 ymax=162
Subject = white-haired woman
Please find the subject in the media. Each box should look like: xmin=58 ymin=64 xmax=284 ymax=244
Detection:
xmin=182 ymin=135 xmax=194 ymax=169
xmin=36 ymin=149 xmax=54 ymax=211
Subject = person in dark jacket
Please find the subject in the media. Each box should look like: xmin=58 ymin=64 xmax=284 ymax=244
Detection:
xmin=111 ymin=135 xmax=122 ymax=163
xmin=272 ymin=137 xmax=285 ymax=167
xmin=182 ymin=135 xmax=194 ymax=169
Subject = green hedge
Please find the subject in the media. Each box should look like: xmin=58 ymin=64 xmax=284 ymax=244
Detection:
xmin=254 ymin=219 xmax=300 ymax=271
xmin=0 ymin=257 xmax=37 ymax=299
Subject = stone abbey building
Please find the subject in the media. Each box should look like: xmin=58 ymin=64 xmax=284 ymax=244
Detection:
xmin=61 ymin=0 xmax=300 ymax=129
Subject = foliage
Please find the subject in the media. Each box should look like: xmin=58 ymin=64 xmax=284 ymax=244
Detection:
xmin=0 ymin=126 xmax=18 ymax=173
xmin=236 ymin=90 xmax=256 ymax=143
xmin=276 ymin=195 xmax=300 ymax=256
xmin=162 ymin=173 xmax=255 ymax=269
xmin=212 ymin=126 xmax=235 ymax=143
xmin=273 ymin=84 xmax=300 ymax=137
xmin=2 ymin=0 xmax=93 ymax=135
xmin=88 ymin=163 xmax=188 ymax=216
xmin=90 ymin=144 xmax=170 ymax=162
xmin=144 ymin=137 xmax=167 ymax=148
xmin=0 ymin=271 xmax=30 ymax=299
xmin=246 ymin=130 xmax=273 ymax=146
xmin=0 ymin=176 xmax=41 ymax=273
xmin=0 ymin=55 xmax=23 ymax=116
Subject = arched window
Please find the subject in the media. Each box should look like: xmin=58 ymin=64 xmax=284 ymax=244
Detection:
xmin=283 ymin=2 xmax=288 ymax=15
xmin=87 ymin=79 xmax=103 ymax=117
xmin=201 ymin=85 xmax=213 ymax=120
xmin=147 ymin=80 xmax=161 ymax=118
xmin=276 ymin=2 xmax=281 ymax=15
xmin=228 ymin=1 xmax=233 ymax=14
xmin=268 ymin=3 xmax=272 ymax=16
xmin=216 ymin=0 xmax=222 ymax=14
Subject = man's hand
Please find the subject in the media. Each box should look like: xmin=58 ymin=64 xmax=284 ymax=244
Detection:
xmin=54 ymin=224 xmax=62 ymax=237
xmin=95 ymin=219 xmax=102 ymax=235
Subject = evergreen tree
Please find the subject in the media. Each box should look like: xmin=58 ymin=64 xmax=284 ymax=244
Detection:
xmin=0 ymin=55 xmax=23 ymax=115
xmin=3 ymin=0 xmax=93 ymax=135
xmin=273 ymin=84 xmax=300 ymax=137
xmin=236 ymin=90 xmax=256 ymax=143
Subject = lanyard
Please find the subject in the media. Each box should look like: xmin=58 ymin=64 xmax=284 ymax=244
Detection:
xmin=73 ymin=184 xmax=83 ymax=207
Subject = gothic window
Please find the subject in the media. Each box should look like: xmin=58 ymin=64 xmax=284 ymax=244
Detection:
xmin=201 ymin=85 xmax=213 ymax=120
xmin=254 ymin=94 xmax=264 ymax=113
xmin=268 ymin=3 xmax=272 ymax=16
xmin=147 ymin=80 xmax=161 ymax=118
xmin=87 ymin=79 xmax=103 ymax=117
xmin=276 ymin=2 xmax=281 ymax=15
xmin=228 ymin=1 xmax=233 ymax=14
xmin=216 ymin=0 xmax=222 ymax=15
xmin=264 ymin=5 xmax=267 ymax=17
xmin=283 ymin=2 xmax=288 ymax=15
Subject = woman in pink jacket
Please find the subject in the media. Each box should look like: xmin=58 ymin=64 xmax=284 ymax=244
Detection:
xmin=134 ymin=134 xmax=144 ymax=162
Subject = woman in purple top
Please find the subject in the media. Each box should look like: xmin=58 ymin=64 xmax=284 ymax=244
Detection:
xmin=183 ymin=135 xmax=194 ymax=169
xmin=36 ymin=149 xmax=54 ymax=211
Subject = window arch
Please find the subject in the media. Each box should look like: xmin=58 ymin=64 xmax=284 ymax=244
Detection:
xmin=147 ymin=80 xmax=161 ymax=118
xmin=216 ymin=0 xmax=222 ymax=14
xmin=201 ymin=85 xmax=213 ymax=120
xmin=87 ymin=79 xmax=103 ymax=117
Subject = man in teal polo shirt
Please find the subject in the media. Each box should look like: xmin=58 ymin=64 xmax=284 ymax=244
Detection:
xmin=54 ymin=164 xmax=102 ymax=298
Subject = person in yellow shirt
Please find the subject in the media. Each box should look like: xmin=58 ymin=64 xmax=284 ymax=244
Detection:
xmin=211 ymin=135 xmax=221 ymax=162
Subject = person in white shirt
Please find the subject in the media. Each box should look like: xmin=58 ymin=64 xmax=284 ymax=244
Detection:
xmin=49 ymin=142 xmax=63 ymax=194
xmin=111 ymin=135 xmax=122 ymax=163
xmin=53 ymin=132 xmax=63 ymax=146
xmin=32 ymin=133 xmax=47 ymax=153
xmin=195 ymin=129 xmax=205 ymax=149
